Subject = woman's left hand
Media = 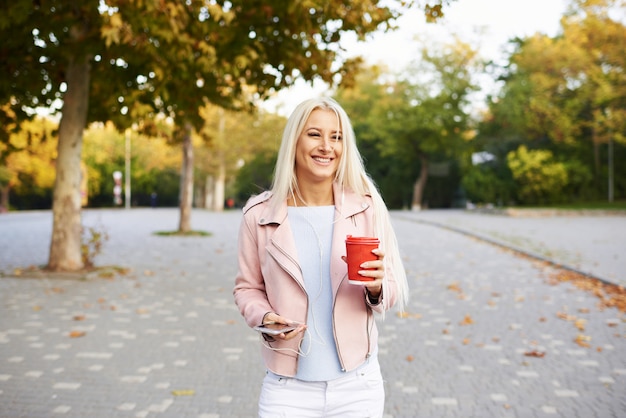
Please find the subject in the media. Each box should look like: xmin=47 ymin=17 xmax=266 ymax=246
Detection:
xmin=342 ymin=248 xmax=384 ymax=298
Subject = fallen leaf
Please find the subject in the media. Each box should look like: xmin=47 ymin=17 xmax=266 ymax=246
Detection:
xmin=524 ymin=350 xmax=546 ymax=358
xmin=32 ymin=306 xmax=42 ymax=311
xmin=578 ymin=308 xmax=590 ymax=314
xmin=459 ymin=315 xmax=474 ymax=326
xmin=462 ymin=338 xmax=471 ymax=345
xmin=574 ymin=318 xmax=586 ymax=331
xmin=556 ymin=311 xmax=576 ymax=321
xmin=396 ymin=311 xmax=422 ymax=319
xmin=406 ymin=355 xmax=415 ymax=362
xmin=447 ymin=282 xmax=462 ymax=293
xmin=171 ymin=389 xmax=195 ymax=396
xmin=73 ymin=315 xmax=86 ymax=321
xmin=69 ymin=331 xmax=86 ymax=338
xmin=98 ymin=271 xmax=115 ymax=279
xmin=574 ymin=334 xmax=591 ymax=348
xmin=548 ymin=271 xmax=626 ymax=313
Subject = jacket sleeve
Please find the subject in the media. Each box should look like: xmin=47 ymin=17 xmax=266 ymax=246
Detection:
xmin=365 ymin=207 xmax=399 ymax=314
xmin=233 ymin=211 xmax=273 ymax=328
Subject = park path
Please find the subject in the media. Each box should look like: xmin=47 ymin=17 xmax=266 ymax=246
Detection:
xmin=0 ymin=208 xmax=624 ymax=417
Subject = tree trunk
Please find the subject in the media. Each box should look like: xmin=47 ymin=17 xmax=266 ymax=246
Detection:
xmin=178 ymin=122 xmax=194 ymax=232
xmin=47 ymin=56 xmax=91 ymax=271
xmin=204 ymin=175 xmax=214 ymax=209
xmin=212 ymin=158 xmax=225 ymax=212
xmin=411 ymin=154 xmax=429 ymax=211
xmin=0 ymin=184 xmax=9 ymax=212
xmin=211 ymin=108 xmax=226 ymax=212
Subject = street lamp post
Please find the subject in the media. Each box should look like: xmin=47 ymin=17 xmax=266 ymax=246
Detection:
xmin=125 ymin=128 xmax=131 ymax=209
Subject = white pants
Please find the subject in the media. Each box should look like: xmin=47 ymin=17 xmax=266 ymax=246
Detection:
xmin=258 ymin=357 xmax=385 ymax=418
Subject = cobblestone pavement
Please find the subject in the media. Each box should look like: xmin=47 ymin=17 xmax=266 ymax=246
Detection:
xmin=0 ymin=208 xmax=624 ymax=418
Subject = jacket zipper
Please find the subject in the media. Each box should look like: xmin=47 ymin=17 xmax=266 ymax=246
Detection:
xmin=267 ymin=239 xmax=309 ymax=367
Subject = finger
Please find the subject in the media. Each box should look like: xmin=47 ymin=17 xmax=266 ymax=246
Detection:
xmin=359 ymin=259 xmax=383 ymax=270
xmin=281 ymin=324 xmax=306 ymax=341
xmin=371 ymin=248 xmax=385 ymax=258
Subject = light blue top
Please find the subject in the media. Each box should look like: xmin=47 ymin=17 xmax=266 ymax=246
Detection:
xmin=288 ymin=205 xmax=344 ymax=381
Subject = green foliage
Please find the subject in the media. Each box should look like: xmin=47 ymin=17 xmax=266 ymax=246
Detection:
xmin=233 ymin=150 xmax=277 ymax=205
xmin=153 ymin=230 xmax=212 ymax=237
xmin=0 ymin=166 xmax=11 ymax=187
xmin=336 ymin=39 xmax=481 ymax=208
xmin=507 ymin=146 xmax=568 ymax=204
xmin=479 ymin=0 xmax=626 ymax=204
xmin=462 ymin=165 xmax=509 ymax=205
xmin=82 ymin=122 xmax=181 ymax=207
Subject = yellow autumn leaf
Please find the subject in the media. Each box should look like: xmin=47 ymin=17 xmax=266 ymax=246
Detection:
xmin=171 ymin=389 xmax=195 ymax=396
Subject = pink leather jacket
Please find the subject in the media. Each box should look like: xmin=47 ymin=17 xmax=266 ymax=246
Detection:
xmin=233 ymin=183 xmax=398 ymax=377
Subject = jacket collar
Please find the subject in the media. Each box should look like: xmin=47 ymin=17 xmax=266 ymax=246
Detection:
xmin=258 ymin=182 xmax=370 ymax=226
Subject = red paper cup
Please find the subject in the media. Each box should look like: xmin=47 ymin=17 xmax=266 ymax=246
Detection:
xmin=345 ymin=235 xmax=380 ymax=285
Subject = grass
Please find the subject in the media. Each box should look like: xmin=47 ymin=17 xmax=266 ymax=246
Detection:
xmin=153 ymin=230 xmax=212 ymax=237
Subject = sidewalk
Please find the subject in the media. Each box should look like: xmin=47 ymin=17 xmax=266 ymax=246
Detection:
xmin=0 ymin=208 xmax=624 ymax=417
xmin=394 ymin=209 xmax=626 ymax=287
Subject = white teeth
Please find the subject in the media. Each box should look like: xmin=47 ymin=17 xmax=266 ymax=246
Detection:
xmin=313 ymin=157 xmax=331 ymax=163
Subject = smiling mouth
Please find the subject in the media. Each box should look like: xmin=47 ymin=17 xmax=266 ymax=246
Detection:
xmin=313 ymin=157 xmax=332 ymax=163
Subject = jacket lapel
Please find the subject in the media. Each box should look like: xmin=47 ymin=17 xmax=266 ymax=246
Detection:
xmin=260 ymin=201 xmax=306 ymax=289
xmin=329 ymin=183 xmax=371 ymax=297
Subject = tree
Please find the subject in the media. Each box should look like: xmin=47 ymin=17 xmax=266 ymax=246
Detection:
xmin=336 ymin=66 xmax=418 ymax=208
xmin=4 ymin=0 xmax=445 ymax=271
xmin=195 ymin=105 xmax=284 ymax=210
xmin=0 ymin=117 xmax=58 ymax=210
xmin=482 ymin=0 xmax=626 ymax=203
xmin=370 ymin=39 xmax=480 ymax=209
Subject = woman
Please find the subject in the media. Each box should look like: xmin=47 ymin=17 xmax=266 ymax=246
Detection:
xmin=233 ymin=97 xmax=408 ymax=417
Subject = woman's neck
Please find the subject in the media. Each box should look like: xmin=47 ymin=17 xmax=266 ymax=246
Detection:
xmin=289 ymin=182 xmax=334 ymax=207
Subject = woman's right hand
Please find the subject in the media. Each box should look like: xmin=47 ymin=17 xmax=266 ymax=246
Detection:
xmin=263 ymin=312 xmax=307 ymax=340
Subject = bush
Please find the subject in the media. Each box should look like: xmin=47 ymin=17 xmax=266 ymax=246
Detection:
xmin=507 ymin=146 xmax=568 ymax=204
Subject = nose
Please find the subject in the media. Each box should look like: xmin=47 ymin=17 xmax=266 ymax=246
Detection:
xmin=320 ymin=136 xmax=334 ymax=153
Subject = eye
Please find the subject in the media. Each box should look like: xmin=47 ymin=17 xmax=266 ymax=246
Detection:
xmin=332 ymin=134 xmax=342 ymax=141
xmin=307 ymin=131 xmax=321 ymax=138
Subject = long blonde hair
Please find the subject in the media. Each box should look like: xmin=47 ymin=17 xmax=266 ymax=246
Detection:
xmin=271 ymin=97 xmax=408 ymax=312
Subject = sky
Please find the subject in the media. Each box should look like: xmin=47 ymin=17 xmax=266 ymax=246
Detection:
xmin=263 ymin=0 xmax=570 ymax=116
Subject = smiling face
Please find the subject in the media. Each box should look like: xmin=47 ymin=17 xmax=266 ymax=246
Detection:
xmin=294 ymin=108 xmax=344 ymax=187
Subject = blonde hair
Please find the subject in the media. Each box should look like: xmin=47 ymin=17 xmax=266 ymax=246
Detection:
xmin=271 ymin=97 xmax=408 ymax=312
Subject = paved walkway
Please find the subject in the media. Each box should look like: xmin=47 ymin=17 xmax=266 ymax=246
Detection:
xmin=0 ymin=208 xmax=624 ymax=417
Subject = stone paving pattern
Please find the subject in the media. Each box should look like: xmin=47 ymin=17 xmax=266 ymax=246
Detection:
xmin=0 ymin=208 xmax=624 ymax=417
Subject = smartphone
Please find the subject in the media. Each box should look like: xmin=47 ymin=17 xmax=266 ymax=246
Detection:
xmin=253 ymin=322 xmax=299 ymax=335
